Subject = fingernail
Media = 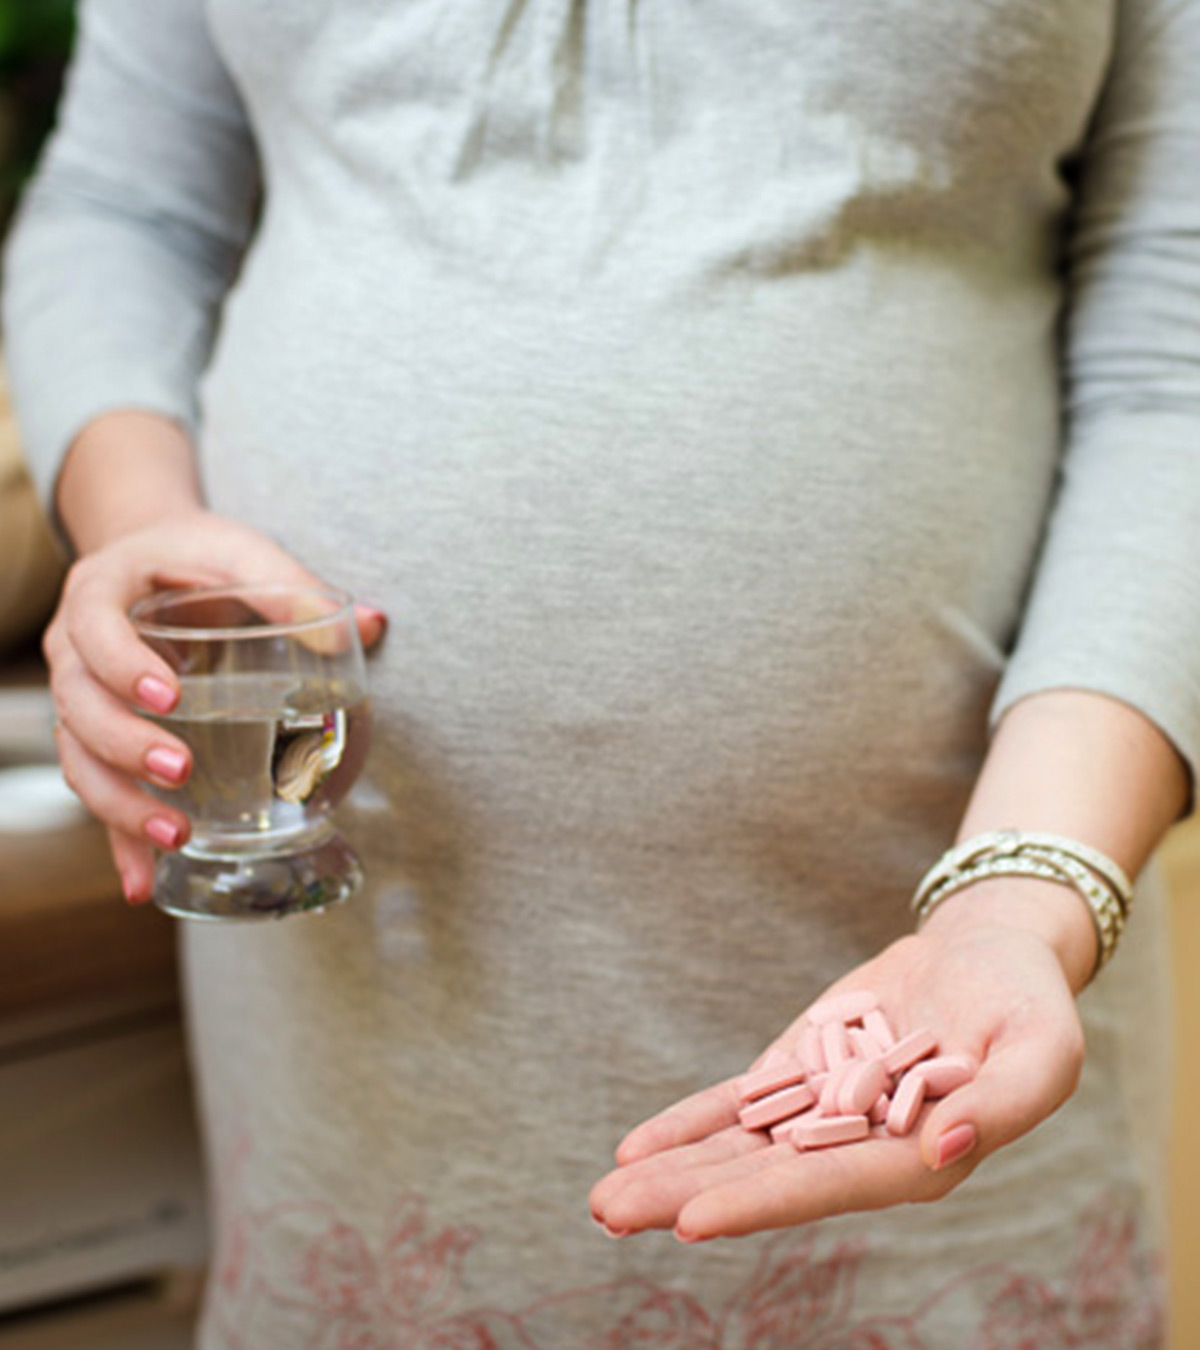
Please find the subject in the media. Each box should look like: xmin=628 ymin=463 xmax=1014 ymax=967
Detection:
xmin=933 ymin=1123 xmax=978 ymax=1171
xmin=146 ymin=747 xmax=189 ymax=783
xmin=145 ymin=816 xmax=182 ymax=850
xmin=675 ymin=1228 xmax=714 ymax=1245
xmin=136 ymin=675 xmax=177 ymax=714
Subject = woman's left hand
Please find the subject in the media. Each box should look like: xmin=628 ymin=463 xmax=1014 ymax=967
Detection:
xmin=589 ymin=884 xmax=1088 ymax=1242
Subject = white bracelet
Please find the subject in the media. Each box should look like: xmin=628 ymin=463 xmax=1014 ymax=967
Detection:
xmin=913 ymin=829 xmax=1132 ymax=917
xmin=911 ymin=830 xmax=1133 ymax=980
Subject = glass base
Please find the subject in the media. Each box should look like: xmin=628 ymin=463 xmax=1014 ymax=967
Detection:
xmin=153 ymin=832 xmax=363 ymax=921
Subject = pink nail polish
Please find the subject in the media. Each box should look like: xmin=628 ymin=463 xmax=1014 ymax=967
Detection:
xmin=146 ymin=747 xmax=188 ymax=782
xmin=145 ymin=816 xmax=182 ymax=850
xmin=934 ymin=1123 xmax=977 ymax=1171
xmin=136 ymin=675 xmax=177 ymax=714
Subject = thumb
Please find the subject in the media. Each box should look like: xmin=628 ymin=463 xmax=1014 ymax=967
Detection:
xmin=224 ymin=526 xmax=390 ymax=649
xmin=917 ymin=1017 xmax=1084 ymax=1174
xmin=354 ymin=603 xmax=388 ymax=650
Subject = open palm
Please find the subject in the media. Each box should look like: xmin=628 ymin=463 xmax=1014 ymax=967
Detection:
xmin=590 ymin=913 xmax=1085 ymax=1243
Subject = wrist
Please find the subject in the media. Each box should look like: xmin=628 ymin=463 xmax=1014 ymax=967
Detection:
xmin=918 ymin=875 xmax=1098 ymax=994
xmin=57 ymin=411 xmax=206 ymax=553
xmin=957 ymin=691 xmax=1187 ymax=880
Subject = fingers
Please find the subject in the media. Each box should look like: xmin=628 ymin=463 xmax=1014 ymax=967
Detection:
xmin=55 ymin=521 xmax=382 ymax=717
xmin=49 ymin=568 xmax=183 ymax=715
xmin=672 ymin=1133 xmax=950 ymax=1242
xmin=109 ymin=827 xmax=158 ymax=906
xmin=131 ymin=514 xmax=315 ymax=598
xmin=56 ymin=721 xmax=190 ymax=855
xmin=592 ymin=1125 xmax=770 ymax=1231
xmin=604 ymin=1142 xmax=791 ymax=1236
xmin=917 ymin=985 xmax=1084 ymax=1173
xmin=664 ymin=1009 xmax=1080 ymax=1243
xmin=594 ymin=929 xmax=1088 ymax=1243
xmin=165 ymin=525 xmax=325 ymax=596
xmin=41 ymin=512 xmax=381 ymax=916
xmin=143 ymin=528 xmax=336 ymax=637
xmin=289 ymin=596 xmax=387 ymax=658
xmin=615 ymin=1078 xmax=744 ymax=1165
xmin=354 ymin=604 xmax=388 ymax=650
xmin=49 ymin=646 xmax=191 ymax=787
xmin=597 ymin=1127 xmax=955 ymax=1242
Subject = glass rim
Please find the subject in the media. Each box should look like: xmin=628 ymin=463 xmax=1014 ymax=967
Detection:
xmin=128 ymin=583 xmax=356 ymax=642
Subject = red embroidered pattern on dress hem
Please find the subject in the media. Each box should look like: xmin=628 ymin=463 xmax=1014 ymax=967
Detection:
xmin=204 ymin=1132 xmax=1165 ymax=1349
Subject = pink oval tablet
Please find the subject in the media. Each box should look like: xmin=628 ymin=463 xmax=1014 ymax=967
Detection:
xmin=886 ymin=1072 xmax=927 ymax=1136
xmin=911 ymin=1054 xmax=975 ymax=1098
xmin=799 ymin=1024 xmax=827 ymax=1076
xmin=771 ymin=1107 xmax=821 ymax=1144
xmin=807 ymin=991 xmax=881 ymax=1027
xmin=791 ymin=1114 xmax=871 ymax=1150
xmin=736 ymin=1059 xmax=808 ymax=1105
xmin=818 ymin=1060 xmax=854 ymax=1114
xmin=864 ymin=1009 xmax=898 ymax=1050
xmin=821 ymin=1019 xmax=852 ymax=1069
xmin=848 ymin=1026 xmax=884 ymax=1060
xmin=837 ymin=1059 xmax=889 ymax=1117
xmin=883 ymin=1027 xmax=938 ymax=1075
xmin=868 ymin=1093 xmax=890 ymax=1125
xmin=738 ymin=1081 xmax=818 ymax=1132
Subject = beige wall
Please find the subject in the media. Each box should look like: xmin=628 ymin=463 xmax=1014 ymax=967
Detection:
xmin=1163 ymin=823 xmax=1200 ymax=1349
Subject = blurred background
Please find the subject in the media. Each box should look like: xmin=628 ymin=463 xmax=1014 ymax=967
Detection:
xmin=0 ymin=5 xmax=208 ymax=1348
xmin=0 ymin=0 xmax=73 ymax=657
xmin=0 ymin=3 xmax=1196 ymax=1346
xmin=0 ymin=0 xmax=74 ymax=236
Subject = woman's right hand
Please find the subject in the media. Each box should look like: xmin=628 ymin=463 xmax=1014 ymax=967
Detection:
xmin=43 ymin=508 xmax=387 ymax=904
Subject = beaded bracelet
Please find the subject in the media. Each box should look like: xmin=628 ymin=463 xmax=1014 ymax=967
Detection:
xmin=911 ymin=830 xmax=1134 ymax=981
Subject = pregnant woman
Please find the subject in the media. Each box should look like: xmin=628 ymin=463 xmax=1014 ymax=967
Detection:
xmin=5 ymin=0 xmax=1198 ymax=1343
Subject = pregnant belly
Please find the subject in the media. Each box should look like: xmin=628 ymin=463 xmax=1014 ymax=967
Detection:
xmin=199 ymin=238 xmax=1061 ymax=861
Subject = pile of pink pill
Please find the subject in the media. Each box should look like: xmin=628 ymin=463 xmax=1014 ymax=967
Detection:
xmin=735 ymin=991 xmax=975 ymax=1151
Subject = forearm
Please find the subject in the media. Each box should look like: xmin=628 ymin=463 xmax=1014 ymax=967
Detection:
xmin=923 ymin=689 xmax=1190 ymax=992
xmin=57 ymin=411 xmax=206 ymax=554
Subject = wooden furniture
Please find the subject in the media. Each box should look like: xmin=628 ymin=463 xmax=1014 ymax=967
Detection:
xmin=0 ymin=1272 xmax=200 ymax=1350
xmin=1163 ymin=824 xmax=1200 ymax=1350
xmin=0 ymin=662 xmax=207 ymax=1337
xmin=0 ymin=661 xmax=179 ymax=1026
xmin=1 ymin=821 xmax=178 ymax=1022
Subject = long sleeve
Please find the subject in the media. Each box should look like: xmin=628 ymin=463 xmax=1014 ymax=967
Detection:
xmin=992 ymin=0 xmax=1200 ymax=792
xmin=0 ymin=0 xmax=259 ymax=509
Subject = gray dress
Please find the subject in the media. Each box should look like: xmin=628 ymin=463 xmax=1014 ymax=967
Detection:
xmin=6 ymin=0 xmax=1200 ymax=1344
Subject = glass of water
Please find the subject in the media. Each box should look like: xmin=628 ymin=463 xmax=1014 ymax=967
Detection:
xmin=130 ymin=584 xmax=372 ymax=921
